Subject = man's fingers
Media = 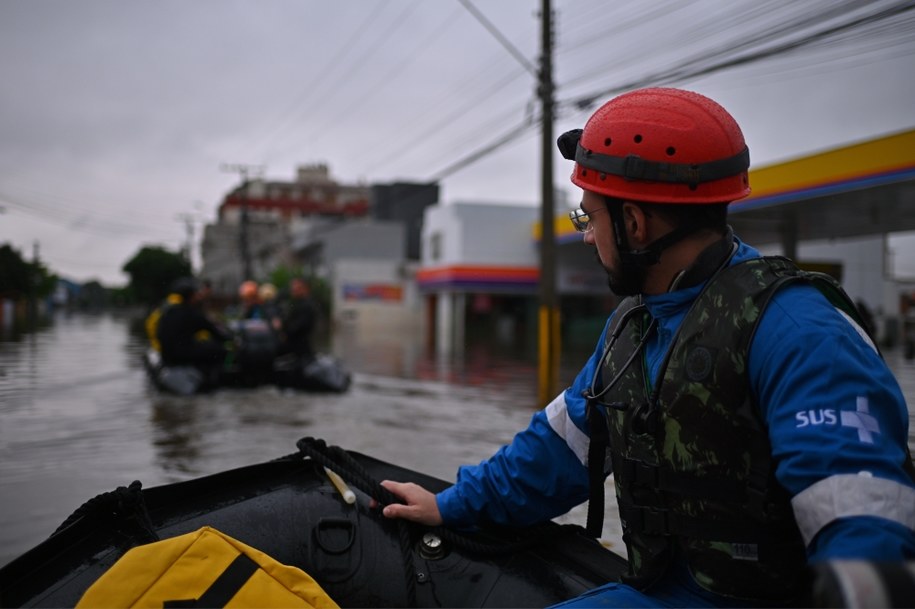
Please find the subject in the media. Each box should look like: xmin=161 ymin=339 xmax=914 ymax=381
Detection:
xmin=382 ymin=503 xmax=406 ymax=518
xmin=380 ymin=479 xmax=411 ymax=501
xmin=378 ymin=480 xmax=437 ymax=524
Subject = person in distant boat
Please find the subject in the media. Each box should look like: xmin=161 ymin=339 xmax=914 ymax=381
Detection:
xmin=279 ymin=278 xmax=318 ymax=360
xmin=156 ymin=277 xmax=231 ymax=369
xmin=378 ymin=88 xmax=915 ymax=607
xmin=145 ymin=292 xmax=182 ymax=354
xmin=239 ymin=280 xmax=263 ymax=320
xmin=258 ymin=282 xmax=283 ymax=333
xmin=197 ymin=278 xmax=216 ymax=314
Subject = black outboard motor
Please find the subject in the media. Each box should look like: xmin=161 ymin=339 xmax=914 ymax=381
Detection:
xmin=232 ymin=319 xmax=279 ymax=385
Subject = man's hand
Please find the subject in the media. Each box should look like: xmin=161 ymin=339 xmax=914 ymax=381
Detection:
xmin=378 ymin=480 xmax=443 ymax=526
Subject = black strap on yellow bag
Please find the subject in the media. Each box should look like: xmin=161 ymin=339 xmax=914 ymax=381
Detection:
xmin=162 ymin=553 xmax=258 ymax=608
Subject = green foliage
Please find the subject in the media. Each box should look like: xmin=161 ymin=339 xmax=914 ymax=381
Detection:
xmin=308 ymin=275 xmax=331 ymax=316
xmin=122 ymin=245 xmax=192 ymax=306
xmin=267 ymin=263 xmax=305 ymax=292
xmin=0 ymin=243 xmax=57 ymax=298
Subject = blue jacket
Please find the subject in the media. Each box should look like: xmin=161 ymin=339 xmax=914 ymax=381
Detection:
xmin=436 ymin=238 xmax=915 ymax=593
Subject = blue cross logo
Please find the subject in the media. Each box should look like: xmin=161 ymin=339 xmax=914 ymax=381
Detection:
xmin=840 ymin=396 xmax=880 ymax=444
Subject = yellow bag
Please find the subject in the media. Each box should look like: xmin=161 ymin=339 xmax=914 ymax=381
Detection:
xmin=144 ymin=307 xmax=164 ymax=352
xmin=145 ymin=295 xmax=184 ymax=353
xmin=76 ymin=526 xmax=338 ymax=609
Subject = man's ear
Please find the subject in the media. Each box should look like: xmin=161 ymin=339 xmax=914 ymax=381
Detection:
xmin=621 ymin=202 xmax=650 ymax=246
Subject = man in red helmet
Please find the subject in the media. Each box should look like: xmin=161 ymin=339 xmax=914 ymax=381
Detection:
xmin=380 ymin=88 xmax=915 ymax=606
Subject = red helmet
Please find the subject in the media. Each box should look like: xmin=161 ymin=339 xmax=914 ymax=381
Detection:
xmin=239 ymin=280 xmax=258 ymax=299
xmin=558 ymin=88 xmax=750 ymax=204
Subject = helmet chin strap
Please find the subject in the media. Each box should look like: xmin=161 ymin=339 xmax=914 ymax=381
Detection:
xmin=606 ymin=201 xmax=702 ymax=296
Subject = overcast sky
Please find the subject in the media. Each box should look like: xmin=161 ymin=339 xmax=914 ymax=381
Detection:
xmin=1 ymin=0 xmax=913 ymax=285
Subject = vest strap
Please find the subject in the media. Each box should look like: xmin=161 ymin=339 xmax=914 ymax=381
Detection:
xmin=620 ymin=457 xmax=749 ymax=503
xmin=586 ymin=400 xmax=610 ymax=537
xmin=164 ymin=553 xmax=259 ymax=608
xmin=618 ymin=503 xmax=766 ymax=543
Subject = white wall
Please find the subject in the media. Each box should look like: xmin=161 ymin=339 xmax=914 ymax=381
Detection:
xmin=332 ymin=258 xmax=421 ymax=332
xmin=758 ymin=235 xmax=892 ymax=315
xmin=423 ymin=201 xmax=538 ymax=267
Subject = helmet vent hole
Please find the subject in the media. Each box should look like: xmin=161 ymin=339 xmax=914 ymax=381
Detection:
xmin=599 ymin=173 xmax=607 ymax=181
xmin=666 ymin=147 xmax=676 ymax=156
xmin=633 ymin=134 xmax=643 ymax=143
xmin=688 ymin=183 xmax=698 ymax=191
xmin=604 ymin=137 xmax=612 ymax=147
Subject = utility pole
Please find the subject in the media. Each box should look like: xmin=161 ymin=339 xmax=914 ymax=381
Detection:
xmin=458 ymin=1 xmax=558 ymax=399
xmin=220 ymin=163 xmax=264 ymax=281
xmin=175 ymin=212 xmax=197 ymax=270
xmin=538 ymin=0 xmax=560 ymax=405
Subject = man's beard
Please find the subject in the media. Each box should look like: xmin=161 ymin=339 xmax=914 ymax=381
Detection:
xmin=598 ymin=250 xmax=643 ymax=297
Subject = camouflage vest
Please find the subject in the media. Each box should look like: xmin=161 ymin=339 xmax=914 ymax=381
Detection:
xmin=597 ymin=256 xmax=869 ymax=602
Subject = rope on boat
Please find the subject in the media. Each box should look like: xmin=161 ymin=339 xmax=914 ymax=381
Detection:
xmin=295 ymin=437 xmax=418 ymax=608
xmin=52 ymin=480 xmax=158 ymax=544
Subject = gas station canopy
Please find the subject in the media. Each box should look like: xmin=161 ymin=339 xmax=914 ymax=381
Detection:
xmin=729 ymin=128 xmax=915 ymax=249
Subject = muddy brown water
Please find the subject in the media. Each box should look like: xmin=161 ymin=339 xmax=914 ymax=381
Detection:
xmin=2 ymin=310 xmax=914 ymax=567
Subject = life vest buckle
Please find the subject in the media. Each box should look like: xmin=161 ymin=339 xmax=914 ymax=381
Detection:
xmin=633 ymin=506 xmax=671 ymax=536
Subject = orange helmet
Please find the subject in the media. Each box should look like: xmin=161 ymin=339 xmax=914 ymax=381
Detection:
xmin=558 ymin=87 xmax=750 ymax=204
xmin=258 ymin=282 xmax=277 ymax=301
xmin=239 ymin=280 xmax=258 ymax=299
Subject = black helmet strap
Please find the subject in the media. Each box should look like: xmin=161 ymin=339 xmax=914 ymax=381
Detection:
xmin=557 ymin=128 xmax=749 ymax=187
xmin=605 ymin=198 xmax=703 ymax=296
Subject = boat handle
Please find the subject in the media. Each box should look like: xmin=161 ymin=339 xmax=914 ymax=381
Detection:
xmin=315 ymin=518 xmax=355 ymax=554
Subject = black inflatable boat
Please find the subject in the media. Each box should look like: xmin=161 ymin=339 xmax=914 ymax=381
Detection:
xmin=144 ymin=320 xmax=351 ymax=395
xmin=3 ymin=438 xmax=911 ymax=608
xmin=0 ymin=438 xmax=628 ymax=608
xmin=144 ymin=349 xmax=351 ymax=395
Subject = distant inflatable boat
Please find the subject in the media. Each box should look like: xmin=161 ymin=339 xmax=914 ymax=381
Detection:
xmin=144 ymin=319 xmax=351 ymax=395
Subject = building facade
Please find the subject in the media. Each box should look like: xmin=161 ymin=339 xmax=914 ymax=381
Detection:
xmin=417 ymin=200 xmax=619 ymax=357
xmin=200 ymin=129 xmax=914 ymax=357
xmin=200 ymin=164 xmax=370 ymax=298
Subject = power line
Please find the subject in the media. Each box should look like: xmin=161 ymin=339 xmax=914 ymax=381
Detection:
xmin=358 ymin=8 xmax=533 ymax=176
xmin=565 ymin=0 xmax=915 ymax=110
xmin=239 ymin=2 xmax=391 ymax=161
xmin=357 ymin=4 xmax=550 ymax=179
xmin=366 ymin=70 xmax=524 ymax=173
xmin=429 ymin=112 xmax=541 ymax=181
xmin=262 ymin=1 xmax=425 ymax=163
xmin=459 ymin=0 xmax=538 ymax=76
xmin=0 ymin=181 xmax=175 ymax=225
xmin=289 ymin=3 xmax=463 ymax=166
xmin=0 ymin=188 xmax=178 ymax=239
xmin=412 ymin=0 xmax=915 ymax=181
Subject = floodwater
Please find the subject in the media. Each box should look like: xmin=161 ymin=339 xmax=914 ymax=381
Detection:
xmin=1 ymin=310 xmax=915 ymax=568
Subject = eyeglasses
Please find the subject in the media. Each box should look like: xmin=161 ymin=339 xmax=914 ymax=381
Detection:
xmin=568 ymin=206 xmax=608 ymax=233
